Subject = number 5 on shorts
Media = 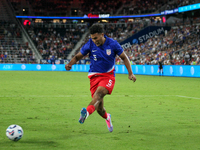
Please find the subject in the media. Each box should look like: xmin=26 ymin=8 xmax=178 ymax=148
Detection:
xmin=106 ymin=79 xmax=113 ymax=87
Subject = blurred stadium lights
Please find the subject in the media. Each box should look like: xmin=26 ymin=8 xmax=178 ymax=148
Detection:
xmin=16 ymin=13 xmax=161 ymax=20
xmin=16 ymin=3 xmax=200 ymax=20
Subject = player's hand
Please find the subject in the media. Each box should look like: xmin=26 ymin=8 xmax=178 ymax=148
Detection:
xmin=129 ymin=74 xmax=136 ymax=82
xmin=65 ymin=64 xmax=72 ymax=70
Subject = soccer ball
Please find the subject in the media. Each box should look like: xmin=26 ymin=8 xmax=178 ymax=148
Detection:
xmin=6 ymin=125 xmax=23 ymax=141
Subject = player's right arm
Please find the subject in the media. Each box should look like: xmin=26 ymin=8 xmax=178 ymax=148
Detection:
xmin=65 ymin=52 xmax=84 ymax=70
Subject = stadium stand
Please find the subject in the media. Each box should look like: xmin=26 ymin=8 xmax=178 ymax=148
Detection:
xmin=0 ymin=21 xmax=36 ymax=63
xmin=0 ymin=0 xmax=200 ymax=65
xmin=24 ymin=21 xmax=88 ymax=63
xmin=80 ymin=0 xmax=123 ymax=15
xmin=28 ymin=0 xmax=72 ymax=16
xmin=119 ymin=0 xmax=167 ymax=15
xmin=119 ymin=19 xmax=200 ymax=65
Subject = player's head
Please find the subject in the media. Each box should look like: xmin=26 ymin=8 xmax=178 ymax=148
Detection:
xmin=89 ymin=23 xmax=105 ymax=47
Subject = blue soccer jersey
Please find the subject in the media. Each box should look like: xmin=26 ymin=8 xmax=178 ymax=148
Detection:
xmin=80 ymin=35 xmax=123 ymax=77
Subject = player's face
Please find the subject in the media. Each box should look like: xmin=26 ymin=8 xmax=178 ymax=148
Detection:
xmin=91 ymin=33 xmax=105 ymax=46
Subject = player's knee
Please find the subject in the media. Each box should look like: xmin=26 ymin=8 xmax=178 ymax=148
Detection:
xmin=96 ymin=90 xmax=106 ymax=99
xmin=94 ymin=88 xmax=107 ymax=99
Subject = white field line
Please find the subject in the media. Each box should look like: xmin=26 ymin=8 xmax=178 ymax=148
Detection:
xmin=0 ymin=95 xmax=172 ymax=98
xmin=0 ymin=95 xmax=88 ymax=98
xmin=176 ymin=95 xmax=200 ymax=100
xmin=0 ymin=95 xmax=199 ymax=99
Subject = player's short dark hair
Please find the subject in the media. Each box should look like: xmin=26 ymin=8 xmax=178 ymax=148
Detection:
xmin=89 ymin=23 xmax=104 ymax=34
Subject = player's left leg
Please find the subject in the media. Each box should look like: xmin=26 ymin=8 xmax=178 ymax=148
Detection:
xmin=97 ymin=101 xmax=113 ymax=132
xmin=95 ymin=77 xmax=115 ymax=132
xmin=96 ymin=101 xmax=106 ymax=117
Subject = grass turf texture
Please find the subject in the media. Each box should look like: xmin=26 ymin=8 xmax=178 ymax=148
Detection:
xmin=0 ymin=71 xmax=200 ymax=150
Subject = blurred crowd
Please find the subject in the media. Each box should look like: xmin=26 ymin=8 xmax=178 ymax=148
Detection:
xmin=0 ymin=21 xmax=36 ymax=64
xmin=1 ymin=0 xmax=200 ymax=65
xmin=163 ymin=0 xmax=198 ymax=11
xmin=10 ymin=0 xmax=72 ymax=16
xmin=25 ymin=22 xmax=88 ymax=61
xmin=120 ymin=0 xmax=168 ymax=15
xmin=81 ymin=0 xmax=124 ymax=15
xmin=119 ymin=21 xmax=200 ymax=65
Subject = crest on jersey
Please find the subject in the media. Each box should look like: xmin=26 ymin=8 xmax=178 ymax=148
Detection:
xmin=106 ymin=49 xmax=111 ymax=55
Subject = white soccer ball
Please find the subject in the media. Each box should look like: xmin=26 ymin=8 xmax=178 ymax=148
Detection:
xmin=6 ymin=125 xmax=23 ymax=141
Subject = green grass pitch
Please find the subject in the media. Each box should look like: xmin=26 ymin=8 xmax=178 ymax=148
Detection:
xmin=0 ymin=71 xmax=200 ymax=150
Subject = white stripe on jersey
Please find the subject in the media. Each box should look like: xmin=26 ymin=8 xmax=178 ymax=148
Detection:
xmin=88 ymin=66 xmax=115 ymax=77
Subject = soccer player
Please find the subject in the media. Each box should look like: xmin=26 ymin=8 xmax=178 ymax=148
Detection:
xmin=65 ymin=23 xmax=136 ymax=132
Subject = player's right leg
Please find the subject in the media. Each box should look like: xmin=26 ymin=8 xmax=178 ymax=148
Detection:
xmin=79 ymin=107 xmax=88 ymax=124
xmin=79 ymin=86 xmax=108 ymax=124
xmin=78 ymin=104 xmax=96 ymax=124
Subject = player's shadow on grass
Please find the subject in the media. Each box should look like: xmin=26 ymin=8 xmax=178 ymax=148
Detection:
xmin=20 ymin=140 xmax=57 ymax=146
xmin=0 ymin=140 xmax=58 ymax=149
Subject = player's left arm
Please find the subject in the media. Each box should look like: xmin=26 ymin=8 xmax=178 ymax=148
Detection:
xmin=119 ymin=51 xmax=136 ymax=82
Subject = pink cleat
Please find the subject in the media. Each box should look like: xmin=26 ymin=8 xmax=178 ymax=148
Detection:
xmin=106 ymin=113 xmax=113 ymax=132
